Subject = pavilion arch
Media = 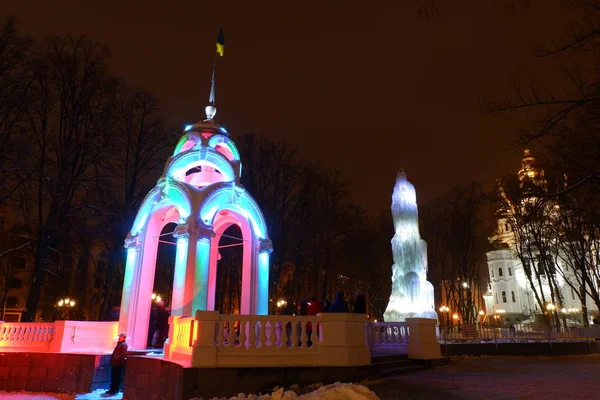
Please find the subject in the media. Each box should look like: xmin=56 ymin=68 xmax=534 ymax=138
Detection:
xmin=167 ymin=148 xmax=236 ymax=184
xmin=200 ymin=183 xmax=268 ymax=239
xmin=208 ymin=134 xmax=240 ymax=162
xmin=119 ymin=195 xmax=190 ymax=350
xmin=173 ymin=133 xmax=203 ymax=155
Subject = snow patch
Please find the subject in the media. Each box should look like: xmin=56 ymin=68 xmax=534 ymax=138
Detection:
xmin=190 ymin=382 xmax=380 ymax=400
xmin=0 ymin=391 xmax=74 ymax=400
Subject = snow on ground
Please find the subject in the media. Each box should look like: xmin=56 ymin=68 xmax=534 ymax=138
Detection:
xmin=197 ymin=383 xmax=380 ymax=400
xmin=0 ymin=392 xmax=74 ymax=399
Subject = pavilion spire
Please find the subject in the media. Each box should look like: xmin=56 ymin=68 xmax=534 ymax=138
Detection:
xmin=205 ymin=27 xmax=225 ymax=121
xmin=205 ymin=58 xmax=217 ymax=120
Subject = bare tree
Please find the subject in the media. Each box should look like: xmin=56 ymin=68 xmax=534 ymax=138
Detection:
xmin=550 ymin=187 xmax=600 ymax=326
xmin=421 ymin=183 xmax=490 ymax=324
xmin=0 ymin=17 xmax=31 ymax=207
xmin=96 ymin=86 xmax=170 ymax=319
xmin=21 ymin=36 xmax=119 ymax=321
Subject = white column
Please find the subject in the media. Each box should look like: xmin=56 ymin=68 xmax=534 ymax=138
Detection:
xmin=256 ymin=238 xmax=272 ymax=315
xmin=118 ymin=234 xmax=143 ymax=348
xmin=171 ymin=225 xmax=189 ymax=317
xmin=193 ymin=236 xmax=212 ymax=312
xmin=182 ymin=219 xmax=214 ymax=316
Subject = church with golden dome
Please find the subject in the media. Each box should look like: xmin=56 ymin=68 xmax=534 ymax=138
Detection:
xmin=482 ymin=150 xmax=599 ymax=326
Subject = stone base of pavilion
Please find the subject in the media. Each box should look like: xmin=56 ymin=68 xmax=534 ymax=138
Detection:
xmin=0 ymin=314 xmax=443 ymax=398
xmin=122 ymin=313 xmax=442 ymax=399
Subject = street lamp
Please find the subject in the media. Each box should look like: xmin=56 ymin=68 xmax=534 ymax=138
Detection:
xmin=57 ymin=297 xmax=75 ymax=320
xmin=276 ymin=299 xmax=287 ymax=309
xmin=496 ymin=309 xmax=506 ymax=327
xmin=439 ymin=306 xmax=450 ymax=326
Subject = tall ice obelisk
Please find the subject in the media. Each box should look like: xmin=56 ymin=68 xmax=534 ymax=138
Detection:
xmin=383 ymin=170 xmax=437 ymax=321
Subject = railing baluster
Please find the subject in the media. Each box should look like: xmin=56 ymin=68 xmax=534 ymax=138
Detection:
xmin=268 ymin=321 xmax=276 ymax=347
xmin=248 ymin=321 xmax=257 ymax=349
xmin=216 ymin=321 xmax=224 ymax=347
xmin=259 ymin=320 xmax=267 ymax=348
xmin=239 ymin=320 xmax=247 ymax=348
xmin=300 ymin=321 xmax=308 ymax=348
xmin=291 ymin=320 xmax=298 ymax=349
xmin=227 ymin=320 xmax=235 ymax=347
xmin=281 ymin=320 xmax=289 ymax=348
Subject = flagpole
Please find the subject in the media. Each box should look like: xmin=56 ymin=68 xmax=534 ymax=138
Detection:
xmin=209 ymin=51 xmax=217 ymax=106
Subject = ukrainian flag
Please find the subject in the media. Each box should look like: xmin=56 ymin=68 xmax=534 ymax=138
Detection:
xmin=216 ymin=27 xmax=225 ymax=57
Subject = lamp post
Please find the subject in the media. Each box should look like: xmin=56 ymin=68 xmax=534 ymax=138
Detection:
xmin=57 ymin=297 xmax=76 ymax=320
xmin=546 ymin=303 xmax=557 ymax=327
xmin=461 ymin=281 xmax=472 ymax=323
xmin=496 ymin=308 xmax=506 ymax=327
xmin=276 ymin=299 xmax=287 ymax=309
xmin=439 ymin=306 xmax=450 ymax=326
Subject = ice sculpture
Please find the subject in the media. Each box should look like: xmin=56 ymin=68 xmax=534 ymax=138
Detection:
xmin=383 ymin=170 xmax=437 ymax=321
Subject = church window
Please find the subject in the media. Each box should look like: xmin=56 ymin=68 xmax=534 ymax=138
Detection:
xmin=6 ymin=296 xmax=18 ymax=308
xmin=511 ymin=291 xmax=516 ymax=303
xmin=491 ymin=268 xmax=494 ymax=278
xmin=508 ymin=267 xmax=512 ymax=276
xmin=11 ymin=257 xmax=26 ymax=269
xmin=495 ymin=293 xmax=498 ymax=304
xmin=9 ymin=277 xmax=22 ymax=289
xmin=499 ymin=268 xmax=503 ymax=277
xmin=571 ymin=288 xmax=575 ymax=300
xmin=502 ymin=291 xmax=507 ymax=303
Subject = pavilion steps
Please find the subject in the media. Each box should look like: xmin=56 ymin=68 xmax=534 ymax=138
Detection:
xmin=368 ymin=355 xmax=428 ymax=377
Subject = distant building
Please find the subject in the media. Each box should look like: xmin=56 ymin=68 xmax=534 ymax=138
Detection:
xmin=482 ymin=150 xmax=599 ymax=325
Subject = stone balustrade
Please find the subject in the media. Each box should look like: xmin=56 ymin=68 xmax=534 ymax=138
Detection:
xmin=367 ymin=321 xmax=410 ymax=348
xmin=0 ymin=320 xmax=118 ymax=354
xmin=164 ymin=311 xmax=372 ymax=368
xmin=164 ymin=316 xmax=196 ymax=365
xmin=0 ymin=322 xmax=55 ymax=352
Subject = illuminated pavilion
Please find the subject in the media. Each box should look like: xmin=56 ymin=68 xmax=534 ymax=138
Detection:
xmin=118 ymin=87 xmax=272 ymax=350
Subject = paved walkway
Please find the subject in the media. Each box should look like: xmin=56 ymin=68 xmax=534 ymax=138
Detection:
xmin=364 ymin=354 xmax=600 ymax=399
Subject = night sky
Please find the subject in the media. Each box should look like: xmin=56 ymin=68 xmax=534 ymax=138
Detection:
xmin=1 ymin=1 xmax=581 ymax=215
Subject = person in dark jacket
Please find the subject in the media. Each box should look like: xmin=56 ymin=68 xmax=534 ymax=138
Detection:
xmin=154 ymin=301 xmax=169 ymax=348
xmin=105 ymin=333 xmax=127 ymax=396
xmin=329 ymin=291 xmax=350 ymax=313
xmin=353 ymin=292 xmax=367 ymax=314
xmin=321 ymin=299 xmax=331 ymax=312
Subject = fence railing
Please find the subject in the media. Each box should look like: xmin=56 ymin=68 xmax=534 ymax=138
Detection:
xmin=174 ymin=311 xmax=372 ymax=367
xmin=438 ymin=324 xmax=600 ymax=343
xmin=0 ymin=320 xmax=118 ymax=353
xmin=215 ymin=314 xmax=320 ymax=352
xmin=164 ymin=316 xmax=196 ymax=364
xmin=367 ymin=321 xmax=409 ymax=348
xmin=0 ymin=322 xmax=55 ymax=351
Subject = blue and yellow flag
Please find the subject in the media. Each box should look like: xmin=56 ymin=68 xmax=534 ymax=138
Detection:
xmin=216 ymin=27 xmax=225 ymax=57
